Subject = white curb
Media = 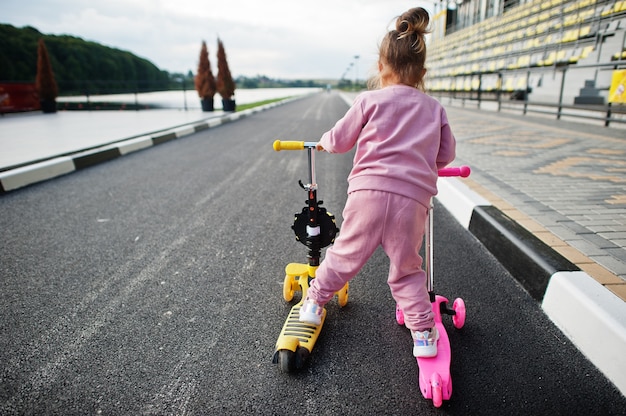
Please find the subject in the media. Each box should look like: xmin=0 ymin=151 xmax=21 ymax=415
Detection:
xmin=542 ymin=271 xmax=626 ymax=395
xmin=0 ymin=157 xmax=75 ymax=191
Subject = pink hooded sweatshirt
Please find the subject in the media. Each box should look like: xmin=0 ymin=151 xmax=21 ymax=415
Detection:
xmin=319 ymin=84 xmax=456 ymax=208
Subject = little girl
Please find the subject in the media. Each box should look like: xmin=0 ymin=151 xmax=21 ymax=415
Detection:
xmin=299 ymin=7 xmax=456 ymax=358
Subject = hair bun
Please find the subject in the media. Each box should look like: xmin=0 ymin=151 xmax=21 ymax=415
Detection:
xmin=396 ymin=7 xmax=430 ymax=39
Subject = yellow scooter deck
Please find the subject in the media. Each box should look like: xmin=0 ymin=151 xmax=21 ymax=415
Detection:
xmin=274 ymin=301 xmax=326 ymax=354
xmin=273 ymin=262 xmax=347 ymax=371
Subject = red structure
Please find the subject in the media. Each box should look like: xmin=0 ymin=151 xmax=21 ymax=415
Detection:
xmin=0 ymin=83 xmax=40 ymax=114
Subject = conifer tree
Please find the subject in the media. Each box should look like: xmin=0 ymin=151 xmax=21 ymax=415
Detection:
xmin=216 ymin=38 xmax=236 ymax=111
xmin=195 ymin=40 xmax=216 ymax=111
xmin=36 ymin=38 xmax=58 ymax=113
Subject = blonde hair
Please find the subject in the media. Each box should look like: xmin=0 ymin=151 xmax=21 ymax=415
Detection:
xmin=371 ymin=7 xmax=431 ymax=91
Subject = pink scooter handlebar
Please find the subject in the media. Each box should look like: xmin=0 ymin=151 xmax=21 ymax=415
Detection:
xmin=438 ymin=166 xmax=471 ymax=177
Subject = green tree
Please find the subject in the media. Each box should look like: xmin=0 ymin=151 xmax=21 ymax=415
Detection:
xmin=0 ymin=24 xmax=170 ymax=94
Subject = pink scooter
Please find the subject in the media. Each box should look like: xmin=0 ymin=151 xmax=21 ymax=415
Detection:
xmin=395 ymin=165 xmax=470 ymax=408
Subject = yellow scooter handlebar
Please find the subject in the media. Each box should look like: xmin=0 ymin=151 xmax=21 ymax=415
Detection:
xmin=273 ymin=140 xmax=317 ymax=151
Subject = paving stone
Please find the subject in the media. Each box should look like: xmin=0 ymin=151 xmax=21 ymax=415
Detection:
xmin=446 ymin=105 xmax=626 ymax=283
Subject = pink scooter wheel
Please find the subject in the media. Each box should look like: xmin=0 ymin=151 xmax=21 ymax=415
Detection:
xmin=395 ymin=304 xmax=404 ymax=325
xmin=431 ymin=372 xmax=443 ymax=408
xmin=452 ymin=298 xmax=466 ymax=329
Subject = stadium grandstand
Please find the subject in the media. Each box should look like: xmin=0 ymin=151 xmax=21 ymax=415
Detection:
xmin=426 ymin=0 xmax=626 ymax=121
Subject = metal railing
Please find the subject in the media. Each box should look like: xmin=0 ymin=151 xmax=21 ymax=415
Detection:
xmin=428 ymin=61 xmax=626 ymax=127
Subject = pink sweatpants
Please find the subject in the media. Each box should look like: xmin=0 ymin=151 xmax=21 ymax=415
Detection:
xmin=307 ymin=189 xmax=434 ymax=331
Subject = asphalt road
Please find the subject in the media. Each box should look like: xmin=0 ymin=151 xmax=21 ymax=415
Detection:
xmin=1 ymin=93 xmax=624 ymax=415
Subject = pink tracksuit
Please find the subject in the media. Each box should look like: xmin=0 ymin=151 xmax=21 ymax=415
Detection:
xmin=308 ymin=84 xmax=456 ymax=331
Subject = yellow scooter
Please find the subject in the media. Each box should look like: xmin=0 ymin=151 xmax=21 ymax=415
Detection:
xmin=271 ymin=140 xmax=348 ymax=372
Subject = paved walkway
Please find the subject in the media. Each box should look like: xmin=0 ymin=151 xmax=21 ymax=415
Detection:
xmin=446 ymin=102 xmax=626 ymax=291
xmin=0 ymin=109 xmax=227 ymax=171
xmin=1 ymin=92 xmax=625 ymax=394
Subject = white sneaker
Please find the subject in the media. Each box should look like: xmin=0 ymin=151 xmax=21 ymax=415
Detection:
xmin=299 ymin=299 xmax=323 ymax=325
xmin=411 ymin=327 xmax=439 ymax=358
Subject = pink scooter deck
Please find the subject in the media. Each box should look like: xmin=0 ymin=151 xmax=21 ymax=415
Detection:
xmin=416 ymin=295 xmax=453 ymax=407
xmin=396 ymin=291 xmax=465 ymax=408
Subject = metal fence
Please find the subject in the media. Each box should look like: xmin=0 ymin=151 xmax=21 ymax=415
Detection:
xmin=428 ymin=61 xmax=626 ymax=127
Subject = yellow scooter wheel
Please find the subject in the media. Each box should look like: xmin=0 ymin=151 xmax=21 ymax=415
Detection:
xmin=337 ymin=282 xmax=349 ymax=307
xmin=278 ymin=349 xmax=294 ymax=372
xmin=283 ymin=275 xmax=295 ymax=302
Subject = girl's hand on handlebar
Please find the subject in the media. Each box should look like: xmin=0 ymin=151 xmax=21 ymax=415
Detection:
xmin=316 ymin=143 xmax=325 ymax=152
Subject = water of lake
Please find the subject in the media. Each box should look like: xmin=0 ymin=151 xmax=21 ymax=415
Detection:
xmin=57 ymin=88 xmax=322 ymax=110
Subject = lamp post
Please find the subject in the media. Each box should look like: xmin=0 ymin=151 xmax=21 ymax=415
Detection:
xmin=181 ymin=75 xmax=188 ymax=111
xmin=174 ymin=74 xmax=189 ymax=111
xmin=354 ymin=55 xmax=360 ymax=91
xmin=348 ymin=62 xmax=353 ymax=90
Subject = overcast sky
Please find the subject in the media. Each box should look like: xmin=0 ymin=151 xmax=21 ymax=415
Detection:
xmin=2 ymin=0 xmax=436 ymax=80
